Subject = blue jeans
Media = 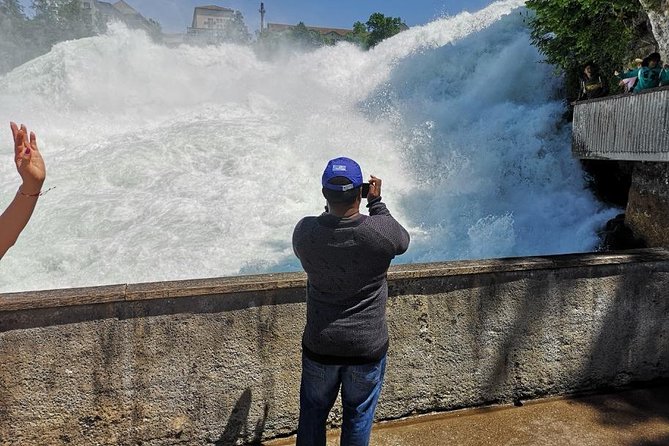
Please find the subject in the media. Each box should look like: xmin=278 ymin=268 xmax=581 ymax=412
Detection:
xmin=296 ymin=354 xmax=387 ymax=446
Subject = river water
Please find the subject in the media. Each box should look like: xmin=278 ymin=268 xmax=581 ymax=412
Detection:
xmin=0 ymin=0 xmax=616 ymax=292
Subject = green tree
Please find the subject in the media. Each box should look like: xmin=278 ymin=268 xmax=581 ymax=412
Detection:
xmin=147 ymin=18 xmax=161 ymax=35
xmin=365 ymin=13 xmax=404 ymax=48
xmin=346 ymin=20 xmax=369 ymax=48
xmin=219 ymin=10 xmax=250 ymax=44
xmin=31 ymin=0 xmax=95 ymax=47
xmin=290 ymin=21 xmax=324 ymax=48
xmin=0 ymin=0 xmax=30 ymax=74
xmin=0 ymin=0 xmax=23 ymax=17
xmin=525 ymin=0 xmax=645 ymax=98
xmin=1 ymin=0 xmax=106 ymax=74
xmin=254 ymin=23 xmax=323 ymax=59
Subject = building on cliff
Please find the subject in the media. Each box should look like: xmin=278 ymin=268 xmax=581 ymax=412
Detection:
xmin=186 ymin=5 xmax=250 ymax=44
xmin=79 ymin=0 xmax=158 ymax=35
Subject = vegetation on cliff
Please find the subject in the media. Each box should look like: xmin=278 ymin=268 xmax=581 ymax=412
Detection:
xmin=358 ymin=13 xmax=406 ymax=49
xmin=641 ymin=0 xmax=667 ymax=12
xmin=525 ymin=0 xmax=651 ymax=98
xmin=0 ymin=0 xmax=160 ymax=75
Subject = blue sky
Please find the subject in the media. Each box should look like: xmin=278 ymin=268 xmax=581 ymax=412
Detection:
xmin=19 ymin=0 xmax=498 ymax=33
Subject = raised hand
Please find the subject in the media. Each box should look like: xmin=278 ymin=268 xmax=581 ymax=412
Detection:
xmin=367 ymin=175 xmax=382 ymax=201
xmin=0 ymin=122 xmax=47 ymax=259
xmin=11 ymin=122 xmax=46 ymax=195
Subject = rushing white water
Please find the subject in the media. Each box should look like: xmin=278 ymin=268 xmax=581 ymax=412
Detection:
xmin=0 ymin=0 xmax=616 ymax=292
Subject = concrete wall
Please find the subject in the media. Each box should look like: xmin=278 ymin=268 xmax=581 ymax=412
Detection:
xmin=1 ymin=249 xmax=669 ymax=445
xmin=572 ymin=86 xmax=669 ymax=162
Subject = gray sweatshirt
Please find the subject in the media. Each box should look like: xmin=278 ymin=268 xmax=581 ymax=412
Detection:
xmin=292 ymin=197 xmax=410 ymax=364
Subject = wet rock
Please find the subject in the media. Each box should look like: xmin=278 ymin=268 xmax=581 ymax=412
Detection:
xmin=599 ymin=213 xmax=646 ymax=251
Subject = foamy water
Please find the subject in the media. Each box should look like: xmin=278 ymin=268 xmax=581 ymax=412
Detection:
xmin=0 ymin=0 xmax=616 ymax=292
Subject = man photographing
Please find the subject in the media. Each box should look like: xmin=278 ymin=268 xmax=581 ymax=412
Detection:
xmin=292 ymin=156 xmax=410 ymax=445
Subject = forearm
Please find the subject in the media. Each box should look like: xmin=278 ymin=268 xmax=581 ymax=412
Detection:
xmin=367 ymin=198 xmax=410 ymax=254
xmin=620 ymin=69 xmax=638 ymax=80
xmin=0 ymin=186 xmax=40 ymax=258
xmin=367 ymin=196 xmax=389 ymax=216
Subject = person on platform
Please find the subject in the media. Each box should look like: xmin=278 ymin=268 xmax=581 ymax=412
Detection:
xmin=576 ymin=62 xmax=608 ymax=102
xmin=0 ymin=122 xmax=47 ymax=259
xmin=617 ymin=58 xmax=643 ymax=93
xmin=292 ymin=156 xmax=410 ymax=446
xmin=616 ymin=52 xmax=669 ymax=93
xmin=662 ymin=61 xmax=669 ymax=86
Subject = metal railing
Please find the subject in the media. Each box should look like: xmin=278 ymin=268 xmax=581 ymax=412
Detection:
xmin=572 ymin=85 xmax=669 ymax=162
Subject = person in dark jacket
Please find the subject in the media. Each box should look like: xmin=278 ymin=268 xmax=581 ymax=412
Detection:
xmin=292 ymin=156 xmax=410 ymax=446
xmin=576 ymin=62 xmax=608 ymax=101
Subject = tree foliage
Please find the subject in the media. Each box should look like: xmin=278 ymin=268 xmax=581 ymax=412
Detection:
xmin=345 ymin=21 xmax=369 ymax=47
xmin=365 ymin=13 xmax=404 ymax=48
xmin=223 ymin=11 xmax=251 ymax=43
xmin=0 ymin=0 xmax=166 ymax=75
xmin=0 ymin=0 xmax=37 ymax=74
xmin=255 ymin=11 xmax=405 ymax=56
xmin=640 ymin=0 xmax=665 ymax=12
xmin=31 ymin=0 xmax=95 ymax=44
xmin=290 ymin=22 xmax=324 ymax=48
xmin=0 ymin=0 xmax=23 ymax=17
xmin=525 ymin=0 xmax=646 ymax=97
xmin=195 ymin=10 xmax=250 ymax=44
xmin=255 ymin=21 xmax=325 ymax=57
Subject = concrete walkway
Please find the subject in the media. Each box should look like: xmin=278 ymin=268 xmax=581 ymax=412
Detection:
xmin=265 ymin=384 xmax=669 ymax=446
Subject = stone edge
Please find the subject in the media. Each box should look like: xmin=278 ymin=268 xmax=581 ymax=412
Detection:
xmin=1 ymin=248 xmax=668 ymax=312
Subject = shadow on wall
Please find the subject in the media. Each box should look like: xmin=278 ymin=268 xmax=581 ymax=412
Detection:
xmin=461 ymin=257 xmax=669 ymax=446
xmin=580 ymin=262 xmax=669 ymax=443
xmin=475 ymin=266 xmax=554 ymax=399
xmin=216 ymin=388 xmax=269 ymax=445
xmin=464 ymin=256 xmax=669 ymax=405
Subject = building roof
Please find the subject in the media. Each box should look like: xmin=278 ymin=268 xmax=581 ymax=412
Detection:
xmin=95 ymin=1 xmax=125 ymax=20
xmin=266 ymin=23 xmax=352 ymax=37
xmin=93 ymin=0 xmax=154 ymax=32
xmin=194 ymin=5 xmax=234 ymax=12
xmin=312 ymin=26 xmax=353 ymax=37
xmin=113 ymin=0 xmax=138 ymax=16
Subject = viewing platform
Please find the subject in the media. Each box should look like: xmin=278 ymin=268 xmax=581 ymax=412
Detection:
xmin=572 ymin=86 xmax=669 ymax=162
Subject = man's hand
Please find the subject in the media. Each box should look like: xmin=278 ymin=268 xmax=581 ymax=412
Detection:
xmin=367 ymin=175 xmax=381 ymax=201
xmin=11 ymin=122 xmax=46 ymax=195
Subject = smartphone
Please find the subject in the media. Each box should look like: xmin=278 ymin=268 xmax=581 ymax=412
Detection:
xmin=361 ymin=182 xmax=370 ymax=198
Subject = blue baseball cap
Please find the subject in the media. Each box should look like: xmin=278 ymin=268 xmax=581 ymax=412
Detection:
xmin=322 ymin=157 xmax=363 ymax=191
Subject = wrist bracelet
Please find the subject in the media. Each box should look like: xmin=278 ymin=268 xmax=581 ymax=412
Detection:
xmin=19 ymin=186 xmax=55 ymax=197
